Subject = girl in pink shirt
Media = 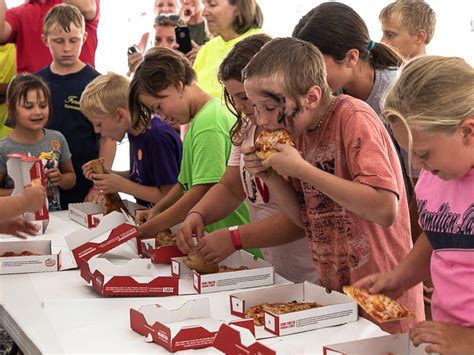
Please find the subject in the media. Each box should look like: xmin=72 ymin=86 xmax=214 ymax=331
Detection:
xmin=355 ymin=56 xmax=474 ymax=353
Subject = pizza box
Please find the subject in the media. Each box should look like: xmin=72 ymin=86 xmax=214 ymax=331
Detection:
xmin=212 ymin=323 xmax=276 ymax=354
xmin=139 ymin=224 xmax=184 ymax=264
xmin=229 ymin=281 xmax=358 ymax=337
xmin=323 ymin=333 xmax=427 ymax=355
xmin=79 ymin=257 xmax=179 ymax=297
xmin=68 ymin=202 xmax=103 ymax=228
xmin=6 ymin=153 xmax=49 ymax=234
xmin=171 ymin=250 xmax=274 ymax=294
xmin=130 ymin=298 xmax=254 ymax=353
xmin=68 ymin=199 xmax=146 ymax=229
xmin=0 ymin=239 xmax=60 ymax=274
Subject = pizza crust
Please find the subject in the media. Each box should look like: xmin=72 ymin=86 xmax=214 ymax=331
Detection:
xmin=245 ymin=300 xmax=321 ymax=326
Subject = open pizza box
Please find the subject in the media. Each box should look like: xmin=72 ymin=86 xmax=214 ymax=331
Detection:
xmin=64 ymin=212 xmax=191 ymax=296
xmin=6 ymin=153 xmax=49 ymax=235
xmin=230 ymin=281 xmax=358 ymax=338
xmin=130 ymin=298 xmax=254 ymax=353
xmin=68 ymin=199 xmax=146 ymax=229
xmin=323 ymin=333 xmax=428 ymax=355
xmin=0 ymin=239 xmax=60 ymax=274
xmin=139 ymin=224 xmax=184 ymax=264
xmin=171 ymin=250 xmax=274 ymax=294
xmin=212 ymin=323 xmax=277 ymax=354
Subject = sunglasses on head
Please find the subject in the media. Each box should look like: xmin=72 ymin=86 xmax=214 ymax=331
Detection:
xmin=155 ymin=14 xmax=181 ymax=26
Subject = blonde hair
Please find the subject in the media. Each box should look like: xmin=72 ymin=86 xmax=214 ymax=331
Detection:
xmin=80 ymin=73 xmax=130 ymax=119
xmin=242 ymin=38 xmax=332 ymax=117
xmin=43 ymin=3 xmax=85 ymax=38
xmin=379 ymin=0 xmax=436 ymax=44
xmin=384 ymin=56 xmax=474 ymax=175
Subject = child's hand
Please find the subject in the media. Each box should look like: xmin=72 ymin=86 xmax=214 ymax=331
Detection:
xmin=352 ymin=270 xmax=404 ymax=300
xmin=185 ymin=41 xmax=200 ymax=66
xmin=176 ymin=212 xmax=205 ymax=254
xmin=0 ymin=216 xmax=40 ymax=236
xmin=241 ymin=145 xmax=272 ymax=179
xmin=262 ymin=143 xmax=305 ymax=178
xmin=82 ymin=163 xmax=94 ymax=180
xmin=410 ymin=321 xmax=474 ymax=354
xmin=84 ymin=187 xmax=105 ymax=203
xmin=135 ymin=208 xmax=158 ymax=226
xmin=22 ymin=185 xmax=46 ymax=212
xmin=46 ymin=167 xmax=62 ymax=186
xmin=197 ymin=229 xmax=235 ymax=264
xmin=92 ymin=173 xmax=124 ymax=194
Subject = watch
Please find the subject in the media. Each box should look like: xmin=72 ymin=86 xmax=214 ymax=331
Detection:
xmin=228 ymin=225 xmax=243 ymax=250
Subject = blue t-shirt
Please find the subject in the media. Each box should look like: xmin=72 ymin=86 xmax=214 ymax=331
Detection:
xmin=36 ymin=64 xmax=101 ymax=209
xmin=129 ymin=117 xmax=182 ymax=207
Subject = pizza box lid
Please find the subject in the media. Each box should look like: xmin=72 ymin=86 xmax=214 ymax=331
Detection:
xmin=323 ymin=333 xmax=427 ymax=354
xmin=64 ymin=211 xmax=140 ymax=266
xmin=68 ymin=202 xmax=104 ymax=228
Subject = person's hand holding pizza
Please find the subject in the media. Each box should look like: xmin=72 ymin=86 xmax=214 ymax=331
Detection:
xmin=92 ymin=173 xmax=125 ymax=194
xmin=241 ymin=145 xmax=273 ymax=179
xmin=262 ymin=142 xmax=305 ymax=178
xmin=352 ymin=270 xmax=405 ymax=301
xmin=22 ymin=184 xmax=46 ymax=213
xmin=135 ymin=207 xmax=158 ymax=226
xmin=196 ymin=228 xmax=235 ymax=264
xmin=176 ymin=212 xmax=205 ymax=254
xmin=410 ymin=321 xmax=474 ymax=354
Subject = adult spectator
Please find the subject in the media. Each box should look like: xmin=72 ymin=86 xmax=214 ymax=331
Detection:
xmin=0 ymin=0 xmax=99 ymax=74
xmin=192 ymin=0 xmax=263 ymax=98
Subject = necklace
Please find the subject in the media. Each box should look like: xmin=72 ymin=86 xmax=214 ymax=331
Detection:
xmin=310 ymin=96 xmax=338 ymax=131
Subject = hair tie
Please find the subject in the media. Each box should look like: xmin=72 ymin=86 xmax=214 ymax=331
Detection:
xmin=368 ymin=40 xmax=375 ymax=51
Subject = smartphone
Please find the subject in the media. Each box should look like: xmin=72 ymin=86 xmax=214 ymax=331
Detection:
xmin=127 ymin=45 xmax=138 ymax=56
xmin=175 ymin=26 xmax=192 ymax=54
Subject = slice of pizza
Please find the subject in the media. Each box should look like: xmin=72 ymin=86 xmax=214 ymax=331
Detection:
xmin=343 ymin=286 xmax=414 ymax=323
xmin=254 ymin=128 xmax=295 ymax=160
xmin=184 ymin=254 xmax=218 ymax=274
xmin=155 ymin=229 xmax=176 ymax=247
xmin=245 ymin=300 xmax=321 ymax=326
xmin=84 ymin=158 xmax=131 ymax=216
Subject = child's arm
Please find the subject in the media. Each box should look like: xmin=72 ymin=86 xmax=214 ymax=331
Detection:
xmin=98 ymin=137 xmax=116 ymax=171
xmin=0 ymin=185 xmax=46 ymax=221
xmin=46 ymin=159 xmax=76 ymax=190
xmin=177 ymin=166 xmax=247 ymax=250
xmin=92 ymin=172 xmax=174 ymax=204
xmin=65 ymin=0 xmax=97 ymax=20
xmin=265 ymin=143 xmax=398 ymax=227
xmin=353 ymin=233 xmax=432 ymax=299
xmin=138 ymin=183 xmax=213 ymax=238
xmin=242 ymin=145 xmax=303 ymax=228
xmin=135 ymin=183 xmax=184 ymax=225
xmin=0 ymin=0 xmax=12 ymax=43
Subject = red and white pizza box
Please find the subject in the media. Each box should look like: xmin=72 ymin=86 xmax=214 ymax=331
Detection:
xmin=140 ymin=238 xmax=185 ymax=264
xmin=323 ymin=333 xmax=427 ymax=355
xmin=230 ymin=281 xmax=358 ymax=337
xmin=6 ymin=153 xmax=49 ymax=235
xmin=68 ymin=202 xmax=103 ymax=228
xmin=0 ymin=239 xmax=60 ymax=274
xmin=171 ymin=250 xmax=274 ymax=294
xmin=212 ymin=323 xmax=276 ymax=354
xmin=79 ymin=257 xmax=179 ymax=297
xmin=130 ymin=298 xmax=254 ymax=353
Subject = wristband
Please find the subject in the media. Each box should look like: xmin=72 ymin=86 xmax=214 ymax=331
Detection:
xmin=228 ymin=225 xmax=242 ymax=250
xmin=187 ymin=211 xmax=205 ymax=223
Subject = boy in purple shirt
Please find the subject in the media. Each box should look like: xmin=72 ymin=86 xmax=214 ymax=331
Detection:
xmin=80 ymin=72 xmax=182 ymax=206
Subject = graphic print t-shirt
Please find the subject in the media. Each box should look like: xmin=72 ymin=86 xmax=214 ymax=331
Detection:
xmin=416 ymin=168 xmax=474 ymax=326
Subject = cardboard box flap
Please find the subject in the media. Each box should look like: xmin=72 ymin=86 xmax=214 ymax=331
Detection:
xmin=69 ymin=202 xmax=103 ymax=214
xmin=323 ymin=333 xmax=426 ymax=355
xmin=87 ymin=257 xmax=152 ymax=276
xmin=213 ymin=323 xmax=275 ymax=355
xmin=221 ymin=249 xmax=272 ymax=268
xmin=64 ymin=212 xmax=139 ymax=264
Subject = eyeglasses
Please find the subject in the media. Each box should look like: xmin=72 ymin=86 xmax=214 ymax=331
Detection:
xmin=155 ymin=14 xmax=182 ymax=26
